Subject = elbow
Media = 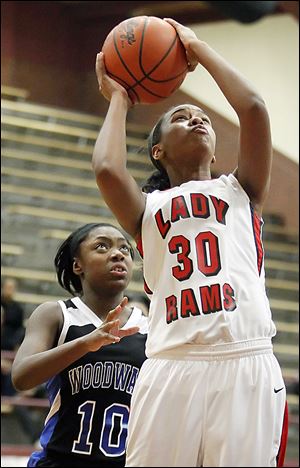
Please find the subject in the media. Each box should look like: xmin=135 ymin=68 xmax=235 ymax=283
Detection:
xmin=247 ymin=95 xmax=267 ymax=113
xmin=238 ymin=95 xmax=269 ymax=120
xmin=93 ymin=161 xmax=125 ymax=189
xmin=11 ymin=367 xmax=33 ymax=392
xmin=91 ymin=152 xmax=105 ymax=175
xmin=94 ymin=165 xmax=119 ymax=188
xmin=92 ymin=156 xmax=118 ymax=179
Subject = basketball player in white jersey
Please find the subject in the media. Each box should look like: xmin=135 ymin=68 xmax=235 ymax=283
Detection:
xmin=92 ymin=18 xmax=288 ymax=467
xmin=12 ymin=223 xmax=148 ymax=467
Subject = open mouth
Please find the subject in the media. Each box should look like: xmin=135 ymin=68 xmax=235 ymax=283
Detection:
xmin=110 ymin=264 xmax=127 ymax=277
xmin=111 ymin=266 xmax=126 ymax=273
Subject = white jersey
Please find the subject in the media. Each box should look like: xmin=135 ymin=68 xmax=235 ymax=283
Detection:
xmin=138 ymin=173 xmax=276 ymax=357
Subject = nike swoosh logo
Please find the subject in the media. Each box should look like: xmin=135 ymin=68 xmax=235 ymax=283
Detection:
xmin=274 ymin=387 xmax=284 ymax=393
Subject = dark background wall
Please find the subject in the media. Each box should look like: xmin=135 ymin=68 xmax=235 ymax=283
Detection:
xmin=1 ymin=0 xmax=298 ymax=230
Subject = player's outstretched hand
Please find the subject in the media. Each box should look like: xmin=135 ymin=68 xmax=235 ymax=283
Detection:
xmin=95 ymin=52 xmax=133 ymax=107
xmin=83 ymin=297 xmax=139 ymax=352
xmin=163 ymin=18 xmax=198 ymax=72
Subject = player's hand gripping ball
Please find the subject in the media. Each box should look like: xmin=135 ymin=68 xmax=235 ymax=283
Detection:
xmin=101 ymin=16 xmax=189 ymax=104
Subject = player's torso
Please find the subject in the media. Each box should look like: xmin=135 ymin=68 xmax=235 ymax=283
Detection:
xmin=140 ymin=174 xmax=276 ymax=356
xmin=35 ymin=298 xmax=147 ymax=467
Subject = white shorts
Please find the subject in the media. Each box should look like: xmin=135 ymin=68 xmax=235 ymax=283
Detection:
xmin=125 ymin=340 xmax=288 ymax=467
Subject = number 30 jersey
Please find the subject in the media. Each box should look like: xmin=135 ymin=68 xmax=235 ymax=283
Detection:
xmin=138 ymin=174 xmax=276 ymax=358
xmin=28 ymin=297 xmax=148 ymax=467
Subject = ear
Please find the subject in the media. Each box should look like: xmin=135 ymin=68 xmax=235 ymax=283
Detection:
xmin=211 ymin=155 xmax=216 ymax=164
xmin=152 ymin=144 xmax=164 ymax=161
xmin=73 ymin=258 xmax=82 ymax=276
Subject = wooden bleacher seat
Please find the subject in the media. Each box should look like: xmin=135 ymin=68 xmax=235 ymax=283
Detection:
xmin=2 ymin=183 xmax=109 ymax=209
xmin=263 ymin=240 xmax=299 ymax=254
xmin=1 ymin=114 xmax=146 ymax=149
xmin=264 ymin=259 xmax=298 ymax=273
xmin=5 ymin=204 xmax=116 ymax=225
xmin=1 ymin=98 xmax=150 ymax=136
xmin=1 ymin=243 xmax=24 ymax=256
xmin=1 ymin=86 xmax=29 ymax=102
xmin=2 ymin=141 xmax=148 ymax=166
xmin=2 ymin=148 xmax=148 ymax=181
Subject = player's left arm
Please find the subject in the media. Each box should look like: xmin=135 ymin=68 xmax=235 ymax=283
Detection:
xmin=234 ymin=98 xmax=272 ymax=217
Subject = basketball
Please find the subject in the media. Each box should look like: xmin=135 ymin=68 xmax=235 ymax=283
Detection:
xmin=101 ymin=16 xmax=188 ymax=104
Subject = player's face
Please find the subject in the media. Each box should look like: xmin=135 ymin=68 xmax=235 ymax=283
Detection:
xmin=75 ymin=226 xmax=133 ymax=294
xmin=159 ymin=105 xmax=216 ymax=164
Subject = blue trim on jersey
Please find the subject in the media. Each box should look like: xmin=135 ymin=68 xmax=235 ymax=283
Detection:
xmin=46 ymin=374 xmax=61 ymax=406
xmin=27 ymin=375 xmax=62 ymax=466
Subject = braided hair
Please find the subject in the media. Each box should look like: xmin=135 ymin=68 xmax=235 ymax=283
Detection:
xmin=54 ymin=223 xmax=134 ymax=296
xmin=142 ymin=111 xmax=172 ymax=193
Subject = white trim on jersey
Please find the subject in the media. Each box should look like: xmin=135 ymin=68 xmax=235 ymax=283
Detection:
xmin=57 ymin=298 xmax=148 ymax=347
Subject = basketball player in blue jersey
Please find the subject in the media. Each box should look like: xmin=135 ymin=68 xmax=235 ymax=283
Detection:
xmin=12 ymin=223 xmax=148 ymax=467
xmin=92 ymin=18 xmax=288 ymax=467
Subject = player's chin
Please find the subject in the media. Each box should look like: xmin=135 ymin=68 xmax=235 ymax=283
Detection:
xmin=108 ymin=275 xmax=130 ymax=290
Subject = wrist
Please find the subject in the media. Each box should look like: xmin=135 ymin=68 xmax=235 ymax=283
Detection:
xmin=188 ymin=38 xmax=208 ymax=56
xmin=77 ymin=336 xmax=91 ymax=355
xmin=111 ymin=90 xmax=131 ymax=110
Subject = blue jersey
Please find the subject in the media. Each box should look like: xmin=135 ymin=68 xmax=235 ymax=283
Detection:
xmin=28 ymin=297 xmax=148 ymax=467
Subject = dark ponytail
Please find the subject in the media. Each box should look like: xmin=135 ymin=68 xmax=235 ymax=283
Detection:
xmin=142 ymin=113 xmax=171 ymax=193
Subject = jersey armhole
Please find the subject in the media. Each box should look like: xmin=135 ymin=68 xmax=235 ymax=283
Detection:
xmin=57 ymin=300 xmax=69 ymax=346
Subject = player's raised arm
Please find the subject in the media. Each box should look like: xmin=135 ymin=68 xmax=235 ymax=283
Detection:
xmin=165 ymin=18 xmax=272 ymax=216
xmin=92 ymin=53 xmax=146 ymax=239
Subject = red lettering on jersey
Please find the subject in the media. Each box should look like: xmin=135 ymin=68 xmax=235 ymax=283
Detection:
xmin=190 ymin=193 xmax=210 ymax=218
xmin=155 ymin=209 xmax=171 ymax=239
xmin=181 ymin=288 xmax=200 ymax=318
xmin=222 ymin=283 xmax=237 ymax=311
xmin=210 ymin=196 xmax=229 ymax=225
xmin=165 ymin=295 xmax=178 ymax=323
xmin=171 ymin=196 xmax=190 ymax=222
xmin=199 ymin=284 xmax=222 ymax=314
xmin=196 ymin=231 xmax=221 ymax=276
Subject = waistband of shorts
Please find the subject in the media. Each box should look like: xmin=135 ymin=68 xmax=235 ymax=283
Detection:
xmin=150 ymin=338 xmax=273 ymax=361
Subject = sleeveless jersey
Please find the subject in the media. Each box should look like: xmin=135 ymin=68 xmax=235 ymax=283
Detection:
xmin=28 ymin=297 xmax=148 ymax=467
xmin=138 ymin=174 xmax=276 ymax=357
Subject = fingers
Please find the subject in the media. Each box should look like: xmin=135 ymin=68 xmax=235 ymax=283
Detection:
xmin=163 ymin=18 xmax=180 ymax=28
xmin=96 ymin=52 xmax=106 ymax=90
xmin=120 ymin=296 xmax=128 ymax=308
xmin=119 ymin=326 xmax=140 ymax=338
xmin=105 ymin=333 xmax=121 ymax=343
xmin=106 ymin=297 xmax=128 ymax=320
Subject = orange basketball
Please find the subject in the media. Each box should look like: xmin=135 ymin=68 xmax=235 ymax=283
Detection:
xmin=101 ymin=16 xmax=188 ymax=104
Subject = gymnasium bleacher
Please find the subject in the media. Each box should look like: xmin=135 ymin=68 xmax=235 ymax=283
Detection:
xmin=1 ymin=86 xmax=299 ymax=466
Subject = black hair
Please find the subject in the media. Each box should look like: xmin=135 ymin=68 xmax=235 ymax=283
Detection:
xmin=54 ymin=223 xmax=134 ymax=296
xmin=142 ymin=111 xmax=171 ymax=193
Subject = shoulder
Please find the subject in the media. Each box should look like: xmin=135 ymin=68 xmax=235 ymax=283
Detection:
xmin=27 ymin=301 xmax=64 ymax=330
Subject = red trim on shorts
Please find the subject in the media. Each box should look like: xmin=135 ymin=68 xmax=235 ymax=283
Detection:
xmin=277 ymin=401 xmax=289 ymax=467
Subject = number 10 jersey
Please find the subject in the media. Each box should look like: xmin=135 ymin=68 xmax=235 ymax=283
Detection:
xmin=28 ymin=297 xmax=147 ymax=467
